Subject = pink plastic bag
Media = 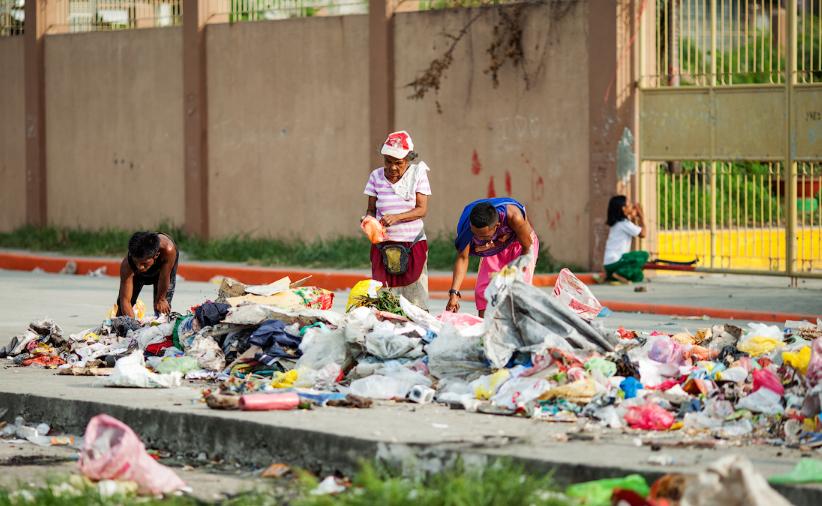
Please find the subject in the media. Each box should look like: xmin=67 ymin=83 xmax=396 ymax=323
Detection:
xmin=807 ymin=338 xmax=822 ymax=387
xmin=552 ymin=268 xmax=602 ymax=320
xmin=752 ymin=368 xmax=785 ymax=395
xmin=78 ymin=414 xmax=186 ymax=495
xmin=437 ymin=312 xmax=484 ymax=328
xmin=624 ymin=403 xmax=675 ymax=431
xmin=240 ymin=392 xmax=300 ymax=411
xmin=360 ymin=216 xmax=388 ymax=244
xmin=648 ymin=337 xmax=685 ymax=365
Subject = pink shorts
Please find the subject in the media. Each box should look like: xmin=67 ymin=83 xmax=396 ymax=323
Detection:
xmin=474 ymin=232 xmax=539 ymax=311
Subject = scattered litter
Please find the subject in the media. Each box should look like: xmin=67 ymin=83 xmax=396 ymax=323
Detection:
xmin=79 ymin=414 xmax=186 ymax=495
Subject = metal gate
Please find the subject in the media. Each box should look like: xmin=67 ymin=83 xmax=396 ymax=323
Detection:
xmin=637 ymin=0 xmax=822 ymax=278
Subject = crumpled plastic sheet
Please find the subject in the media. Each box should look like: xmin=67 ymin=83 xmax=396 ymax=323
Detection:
xmin=482 ymin=280 xmax=617 ymax=369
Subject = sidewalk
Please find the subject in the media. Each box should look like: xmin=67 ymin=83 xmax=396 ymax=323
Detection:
xmin=0 ymin=366 xmax=820 ymax=505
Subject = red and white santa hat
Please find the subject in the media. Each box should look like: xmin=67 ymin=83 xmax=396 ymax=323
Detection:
xmin=380 ymin=130 xmax=414 ymax=159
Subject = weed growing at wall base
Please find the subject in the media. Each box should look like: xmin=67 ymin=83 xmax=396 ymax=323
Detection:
xmin=0 ymin=225 xmax=580 ymax=273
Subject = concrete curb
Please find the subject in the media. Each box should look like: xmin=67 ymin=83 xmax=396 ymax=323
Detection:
xmin=0 ymin=251 xmax=593 ymax=292
xmin=0 ymin=391 xmax=818 ymax=505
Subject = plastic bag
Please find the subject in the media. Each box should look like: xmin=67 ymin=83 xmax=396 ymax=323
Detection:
xmin=360 ymin=216 xmax=388 ymax=244
xmin=365 ymin=321 xmax=423 ymax=360
xmin=552 ymin=268 xmax=602 ymax=321
xmin=346 ymin=280 xmax=383 ymax=311
xmin=768 ymin=458 xmax=822 ymax=485
xmin=471 ymin=370 xmax=511 ymax=400
xmin=132 ymin=322 xmax=175 ymax=351
xmin=425 ymin=325 xmax=488 ymax=380
xmin=104 ymin=351 xmax=182 ymax=389
xmin=620 ymin=376 xmax=644 ymax=399
xmin=348 ymin=375 xmax=410 ymax=399
xmin=186 ymin=334 xmax=226 ymax=371
xmin=107 ymin=299 xmax=146 ymax=320
xmin=79 ymin=414 xmax=186 ymax=495
xmin=566 ymin=474 xmax=649 ymax=506
xmin=737 ymin=324 xmax=784 ymax=356
xmin=782 ymin=346 xmax=811 ymax=375
xmin=752 ymin=368 xmax=784 ymax=395
xmin=736 ymin=387 xmax=784 ymax=415
xmin=585 ymin=357 xmax=617 ymax=377
xmin=624 ymin=403 xmax=675 ymax=430
xmin=296 ymin=328 xmax=347 ymax=371
xmin=490 ymin=376 xmax=551 ymax=409
xmin=154 ymin=356 xmax=199 ymax=375
xmin=648 ymin=336 xmax=685 ymax=365
xmin=437 ymin=312 xmax=483 ymax=328
xmin=807 ymin=338 xmax=822 ymax=386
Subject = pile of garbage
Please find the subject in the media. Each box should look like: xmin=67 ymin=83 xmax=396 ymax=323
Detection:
xmin=3 ymin=264 xmax=822 ymax=447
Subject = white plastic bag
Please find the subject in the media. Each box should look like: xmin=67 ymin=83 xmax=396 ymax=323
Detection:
xmin=425 ymin=325 xmax=488 ymax=380
xmin=186 ymin=335 xmax=225 ymax=371
xmin=348 ymin=375 xmax=410 ymax=399
xmin=552 ymin=268 xmax=602 ymax=320
xmin=131 ymin=322 xmax=175 ymax=350
xmin=296 ymin=328 xmax=348 ymax=371
xmin=105 ymin=351 xmax=182 ymax=389
xmin=491 ymin=376 xmax=551 ymax=409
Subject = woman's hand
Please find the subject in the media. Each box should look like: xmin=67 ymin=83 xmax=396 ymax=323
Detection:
xmin=380 ymin=214 xmax=400 ymax=227
xmin=445 ymin=294 xmax=460 ymax=313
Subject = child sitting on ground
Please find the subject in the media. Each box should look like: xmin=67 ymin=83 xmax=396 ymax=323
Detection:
xmin=601 ymin=195 xmax=649 ymax=284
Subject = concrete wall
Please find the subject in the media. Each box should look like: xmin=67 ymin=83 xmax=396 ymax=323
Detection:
xmin=0 ymin=37 xmax=26 ymax=232
xmin=394 ymin=3 xmax=590 ymax=264
xmin=206 ymin=16 xmax=371 ymax=239
xmin=44 ymin=28 xmax=184 ymax=229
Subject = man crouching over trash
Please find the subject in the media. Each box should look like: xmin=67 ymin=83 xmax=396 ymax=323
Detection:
xmin=116 ymin=231 xmax=179 ymax=318
xmin=446 ymin=198 xmax=538 ymax=317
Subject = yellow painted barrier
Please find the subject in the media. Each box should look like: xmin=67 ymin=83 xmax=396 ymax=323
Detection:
xmin=657 ymin=228 xmax=822 ymax=272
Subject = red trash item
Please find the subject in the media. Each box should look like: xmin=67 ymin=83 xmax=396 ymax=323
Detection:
xmin=361 ymin=216 xmax=388 ymax=244
xmin=78 ymin=414 xmax=186 ymax=495
xmin=145 ymin=338 xmax=174 ymax=356
xmin=807 ymin=338 xmax=822 ymax=387
xmin=624 ymin=403 xmax=675 ymax=431
xmin=553 ymin=269 xmax=602 ymax=320
xmin=240 ymin=392 xmax=300 ymax=411
xmin=752 ymin=368 xmax=785 ymax=395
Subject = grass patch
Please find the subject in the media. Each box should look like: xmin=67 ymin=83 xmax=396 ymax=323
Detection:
xmin=0 ymin=460 xmax=573 ymax=506
xmin=298 ymin=460 xmax=571 ymax=506
xmin=0 ymin=225 xmax=581 ymax=274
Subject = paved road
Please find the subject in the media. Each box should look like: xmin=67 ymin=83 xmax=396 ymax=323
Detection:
xmin=0 ymin=269 xmax=788 ymax=346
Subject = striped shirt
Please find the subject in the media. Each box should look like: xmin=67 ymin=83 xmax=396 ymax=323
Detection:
xmin=364 ymin=166 xmax=432 ymax=242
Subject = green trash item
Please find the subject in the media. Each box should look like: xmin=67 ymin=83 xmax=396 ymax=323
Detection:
xmin=585 ymin=357 xmax=617 ymax=377
xmin=768 ymin=458 xmax=822 ymax=485
xmin=154 ymin=356 xmax=199 ymax=375
xmin=566 ymin=474 xmax=649 ymax=506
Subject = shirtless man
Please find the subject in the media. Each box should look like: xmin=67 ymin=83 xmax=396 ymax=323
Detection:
xmin=116 ymin=231 xmax=179 ymax=318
